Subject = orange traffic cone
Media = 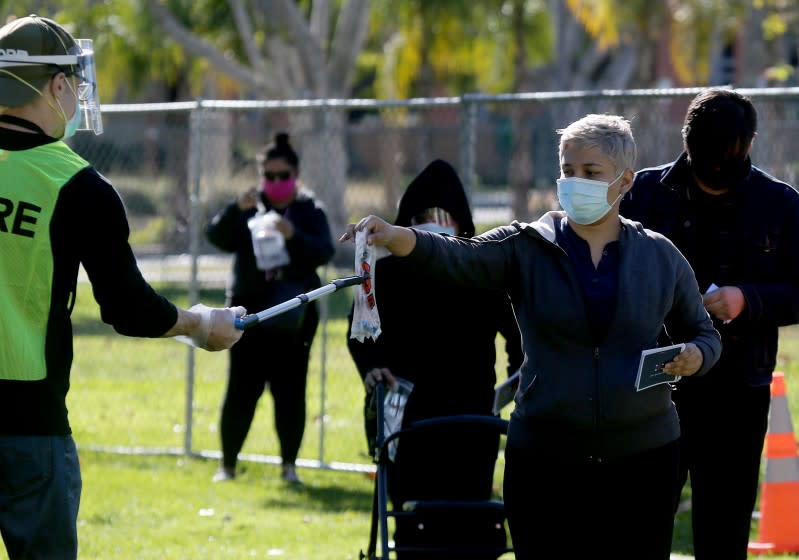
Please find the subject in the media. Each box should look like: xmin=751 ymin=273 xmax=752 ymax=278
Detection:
xmin=748 ymin=371 xmax=799 ymax=554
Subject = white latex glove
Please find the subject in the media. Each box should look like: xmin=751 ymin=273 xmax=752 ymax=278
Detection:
xmin=176 ymin=304 xmax=247 ymax=351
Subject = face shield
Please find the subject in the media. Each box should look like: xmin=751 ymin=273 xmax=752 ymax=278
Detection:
xmin=0 ymin=38 xmax=103 ymax=134
xmin=72 ymin=39 xmax=102 ymax=134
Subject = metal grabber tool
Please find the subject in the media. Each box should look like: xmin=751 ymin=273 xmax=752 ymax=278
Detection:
xmin=234 ymin=274 xmax=370 ymax=330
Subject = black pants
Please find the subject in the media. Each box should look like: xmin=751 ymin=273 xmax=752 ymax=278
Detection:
xmin=219 ymin=320 xmax=315 ymax=469
xmin=673 ymin=379 xmax=770 ymax=560
xmin=504 ymin=440 xmax=680 ymax=560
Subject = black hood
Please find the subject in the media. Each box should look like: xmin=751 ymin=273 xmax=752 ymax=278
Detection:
xmin=394 ymin=159 xmax=475 ymax=237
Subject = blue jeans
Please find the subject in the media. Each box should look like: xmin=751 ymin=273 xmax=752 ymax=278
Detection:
xmin=0 ymin=435 xmax=82 ymax=559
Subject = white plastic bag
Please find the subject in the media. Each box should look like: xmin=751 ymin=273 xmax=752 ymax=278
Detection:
xmin=248 ymin=208 xmax=290 ymax=271
xmin=350 ymin=229 xmax=382 ymax=341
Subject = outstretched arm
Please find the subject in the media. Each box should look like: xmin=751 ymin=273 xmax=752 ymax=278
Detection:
xmin=339 ymin=215 xmax=416 ymax=257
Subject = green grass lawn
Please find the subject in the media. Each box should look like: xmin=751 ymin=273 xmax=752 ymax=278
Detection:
xmin=56 ymin=276 xmax=799 ymax=559
xmin=76 ymin=453 xmax=374 ymax=559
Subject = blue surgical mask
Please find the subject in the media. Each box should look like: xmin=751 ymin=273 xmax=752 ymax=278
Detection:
xmin=57 ymin=80 xmax=81 ymax=140
xmin=412 ymin=222 xmax=456 ymax=235
xmin=63 ymin=103 xmax=81 ymax=139
xmin=556 ymin=173 xmax=624 ymax=225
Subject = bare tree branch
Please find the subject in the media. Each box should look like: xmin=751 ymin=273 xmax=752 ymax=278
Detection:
xmin=309 ymin=0 xmax=330 ymax=49
xmin=146 ymin=0 xmax=278 ymax=96
xmin=228 ymin=0 xmax=267 ymax=75
xmin=604 ymin=45 xmax=637 ymax=88
xmin=267 ymin=37 xmax=306 ymax=96
xmin=550 ymin=0 xmax=574 ymax=89
xmin=252 ymin=0 xmax=290 ymax=90
xmin=275 ymin=0 xmax=325 ymax=94
xmin=327 ymin=0 xmax=370 ymax=96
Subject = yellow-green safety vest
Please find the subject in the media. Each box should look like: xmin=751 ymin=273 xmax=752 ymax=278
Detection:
xmin=0 ymin=141 xmax=88 ymax=381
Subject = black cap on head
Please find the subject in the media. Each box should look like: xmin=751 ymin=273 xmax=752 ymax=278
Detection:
xmin=394 ymin=159 xmax=475 ymax=237
xmin=0 ymin=14 xmax=78 ymax=107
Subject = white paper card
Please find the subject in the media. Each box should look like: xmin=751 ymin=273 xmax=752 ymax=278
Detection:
xmin=492 ymin=370 xmax=521 ymax=415
xmin=635 ymin=343 xmax=685 ymax=391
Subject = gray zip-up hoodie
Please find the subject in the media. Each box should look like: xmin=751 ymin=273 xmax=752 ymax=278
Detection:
xmin=404 ymin=211 xmax=721 ymax=460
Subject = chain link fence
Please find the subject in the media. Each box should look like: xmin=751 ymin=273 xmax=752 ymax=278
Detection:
xmin=72 ymin=87 xmax=799 ymax=472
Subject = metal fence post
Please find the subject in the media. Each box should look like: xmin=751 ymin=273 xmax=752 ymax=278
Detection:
xmin=183 ymin=99 xmax=204 ymax=457
xmin=318 ymin=266 xmax=329 ymax=466
xmin=459 ymin=93 xmax=479 ymax=204
xmin=316 ymin=104 xmax=336 ymax=467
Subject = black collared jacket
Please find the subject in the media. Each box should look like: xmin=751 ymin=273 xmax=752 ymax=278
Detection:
xmin=621 ymin=153 xmax=799 ymax=387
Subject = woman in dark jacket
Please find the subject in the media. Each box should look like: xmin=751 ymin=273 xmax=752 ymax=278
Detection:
xmin=347 ymin=159 xmax=524 ymax=558
xmin=207 ymin=132 xmax=334 ymax=485
xmin=342 ymin=116 xmax=722 ymax=560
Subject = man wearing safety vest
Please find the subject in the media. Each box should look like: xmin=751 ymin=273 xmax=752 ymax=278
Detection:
xmin=0 ymin=14 xmax=246 ymax=559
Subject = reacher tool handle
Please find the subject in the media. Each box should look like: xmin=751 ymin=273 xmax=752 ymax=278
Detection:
xmin=234 ymin=274 xmax=368 ymax=330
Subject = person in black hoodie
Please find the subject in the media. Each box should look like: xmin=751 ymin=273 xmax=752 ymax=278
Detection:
xmin=206 ymin=133 xmax=335 ymax=486
xmin=347 ymin=159 xmax=523 ymax=559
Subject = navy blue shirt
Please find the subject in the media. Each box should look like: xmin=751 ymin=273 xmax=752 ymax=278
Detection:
xmin=556 ymin=219 xmax=620 ymax=344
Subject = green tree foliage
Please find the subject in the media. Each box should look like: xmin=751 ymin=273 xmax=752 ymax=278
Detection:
xmin=3 ymin=0 xmax=795 ymax=102
xmin=564 ymin=0 xmax=764 ymax=85
xmin=367 ymin=0 xmax=551 ymax=98
xmin=756 ymin=0 xmax=798 ymax=84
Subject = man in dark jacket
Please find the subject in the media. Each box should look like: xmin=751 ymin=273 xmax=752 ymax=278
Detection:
xmin=347 ymin=159 xmax=523 ymax=559
xmin=621 ymin=87 xmax=799 ymax=560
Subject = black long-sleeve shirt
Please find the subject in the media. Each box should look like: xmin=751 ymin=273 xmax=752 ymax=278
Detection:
xmin=0 ymin=127 xmax=177 ymax=435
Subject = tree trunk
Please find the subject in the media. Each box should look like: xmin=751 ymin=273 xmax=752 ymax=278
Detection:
xmin=288 ymin=110 xmax=350 ymax=263
xmin=508 ymin=0 xmax=534 ymax=221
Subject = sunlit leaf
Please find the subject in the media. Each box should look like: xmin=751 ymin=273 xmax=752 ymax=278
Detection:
xmin=762 ymin=12 xmax=788 ymax=40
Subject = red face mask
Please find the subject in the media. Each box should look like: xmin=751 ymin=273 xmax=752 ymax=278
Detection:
xmin=262 ymin=177 xmax=296 ymax=203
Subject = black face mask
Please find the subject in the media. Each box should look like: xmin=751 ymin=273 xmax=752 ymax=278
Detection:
xmin=690 ymin=156 xmax=751 ymax=192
